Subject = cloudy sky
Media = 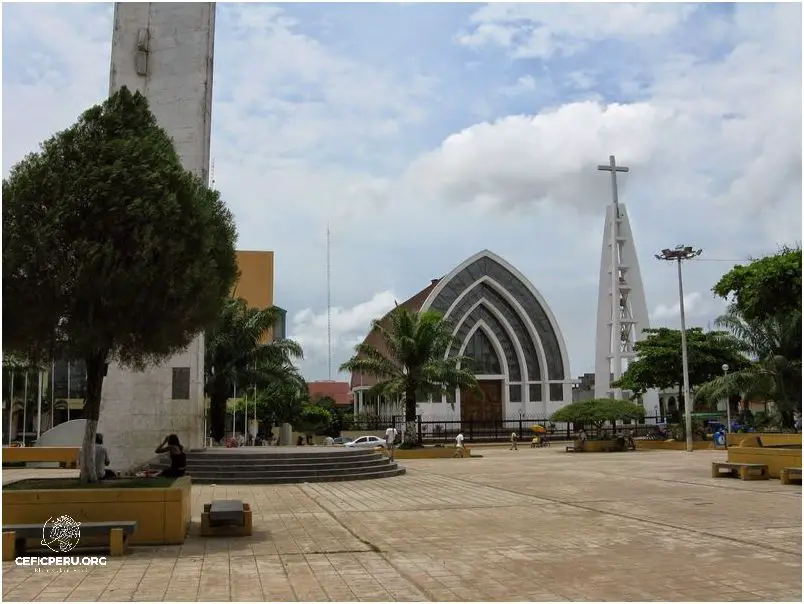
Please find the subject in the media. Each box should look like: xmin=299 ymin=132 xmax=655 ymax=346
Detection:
xmin=3 ymin=3 xmax=801 ymax=382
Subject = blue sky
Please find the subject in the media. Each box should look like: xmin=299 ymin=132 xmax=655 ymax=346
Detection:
xmin=3 ymin=3 xmax=801 ymax=381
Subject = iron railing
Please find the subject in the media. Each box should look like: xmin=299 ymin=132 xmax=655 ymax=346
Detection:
xmin=376 ymin=415 xmax=671 ymax=443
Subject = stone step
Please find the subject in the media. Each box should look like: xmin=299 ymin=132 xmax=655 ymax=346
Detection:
xmin=188 ymin=466 xmax=406 ymax=484
xmin=186 ymin=462 xmax=400 ymax=480
xmin=180 ymin=451 xmax=383 ymax=464
xmin=150 ymin=458 xmax=393 ymax=472
xmin=142 ymin=447 xmax=403 ymax=485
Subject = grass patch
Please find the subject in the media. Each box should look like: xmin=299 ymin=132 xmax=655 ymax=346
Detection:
xmin=3 ymin=477 xmax=176 ymax=491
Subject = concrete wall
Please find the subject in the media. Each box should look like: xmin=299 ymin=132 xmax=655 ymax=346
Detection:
xmin=101 ymin=2 xmax=215 ymax=471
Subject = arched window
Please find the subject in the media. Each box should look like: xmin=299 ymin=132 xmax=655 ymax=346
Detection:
xmin=465 ymin=330 xmax=501 ymax=375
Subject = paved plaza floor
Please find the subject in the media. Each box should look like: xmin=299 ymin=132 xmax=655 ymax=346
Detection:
xmin=2 ymin=448 xmax=801 ymax=601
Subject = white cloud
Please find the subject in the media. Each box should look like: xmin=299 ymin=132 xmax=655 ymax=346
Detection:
xmin=458 ymin=3 xmax=698 ymax=59
xmin=289 ymin=291 xmax=398 ymax=378
xmin=406 ymin=101 xmax=668 ymax=214
xmin=649 ymin=292 xmax=726 ymax=328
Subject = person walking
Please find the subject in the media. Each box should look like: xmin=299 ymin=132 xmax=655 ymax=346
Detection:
xmin=510 ymin=431 xmax=518 ymax=451
xmin=454 ymin=431 xmax=466 ymax=458
xmin=385 ymin=425 xmax=398 ymax=461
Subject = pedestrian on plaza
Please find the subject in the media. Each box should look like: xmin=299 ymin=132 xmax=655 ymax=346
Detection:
xmin=510 ymin=431 xmax=518 ymax=451
xmin=385 ymin=425 xmax=398 ymax=461
xmin=454 ymin=431 xmax=466 ymax=458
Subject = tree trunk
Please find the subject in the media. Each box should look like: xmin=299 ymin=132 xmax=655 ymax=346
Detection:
xmin=209 ymin=391 xmax=228 ymax=442
xmin=79 ymin=352 xmax=107 ymax=484
xmin=404 ymin=388 xmax=418 ymax=445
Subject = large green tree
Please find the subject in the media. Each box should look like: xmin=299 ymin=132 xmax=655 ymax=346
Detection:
xmin=695 ymin=305 xmax=801 ymax=427
xmin=712 ymin=246 xmax=801 ymax=323
xmin=3 ymin=87 xmax=238 ymax=482
xmin=204 ymin=296 xmax=304 ymax=442
xmin=340 ymin=307 xmax=479 ymax=443
xmin=613 ymin=328 xmax=749 ymax=407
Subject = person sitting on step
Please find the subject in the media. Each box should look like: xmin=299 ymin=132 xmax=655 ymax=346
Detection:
xmin=94 ymin=433 xmax=118 ymax=480
xmin=155 ymin=434 xmax=187 ymax=478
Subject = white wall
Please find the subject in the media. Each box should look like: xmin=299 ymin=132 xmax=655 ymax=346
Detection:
xmin=100 ymin=2 xmax=215 ymax=471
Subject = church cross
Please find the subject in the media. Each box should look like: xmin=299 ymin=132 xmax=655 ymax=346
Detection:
xmin=597 ymin=155 xmax=629 ymax=206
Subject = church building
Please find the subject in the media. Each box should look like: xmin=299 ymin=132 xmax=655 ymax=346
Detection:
xmin=350 ymin=250 xmax=573 ymax=422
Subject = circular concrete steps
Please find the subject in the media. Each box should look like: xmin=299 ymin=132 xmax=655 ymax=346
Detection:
xmin=145 ymin=446 xmax=406 ymax=484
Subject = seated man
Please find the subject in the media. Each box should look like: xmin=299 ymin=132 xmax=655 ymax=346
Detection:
xmin=94 ymin=433 xmax=117 ymax=480
xmin=576 ymin=429 xmax=588 ymax=451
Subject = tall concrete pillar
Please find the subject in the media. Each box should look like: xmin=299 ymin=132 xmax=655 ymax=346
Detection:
xmin=99 ymin=3 xmax=216 ymax=471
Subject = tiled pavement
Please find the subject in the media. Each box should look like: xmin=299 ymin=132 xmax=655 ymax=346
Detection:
xmin=2 ymin=448 xmax=801 ymax=601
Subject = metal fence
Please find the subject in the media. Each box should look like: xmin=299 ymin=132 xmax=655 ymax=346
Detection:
xmin=392 ymin=416 xmax=664 ymax=444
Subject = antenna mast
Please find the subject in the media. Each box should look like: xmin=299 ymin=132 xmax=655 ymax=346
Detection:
xmin=327 ymin=225 xmax=332 ymax=381
xmin=210 ymin=158 xmax=215 ymax=187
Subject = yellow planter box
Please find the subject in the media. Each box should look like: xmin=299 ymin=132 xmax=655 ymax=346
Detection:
xmin=636 ymin=440 xmax=713 ymax=451
xmin=573 ymin=440 xmax=626 ymax=453
xmin=2 ymin=476 xmax=192 ymax=545
xmin=726 ymin=433 xmax=801 ymax=447
xmin=391 ymin=447 xmax=472 ymax=459
xmin=2 ymin=447 xmax=80 ymax=467
xmin=727 ymin=447 xmax=802 ymax=479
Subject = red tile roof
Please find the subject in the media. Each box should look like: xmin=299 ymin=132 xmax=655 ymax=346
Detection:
xmin=308 ymin=381 xmax=352 ymax=406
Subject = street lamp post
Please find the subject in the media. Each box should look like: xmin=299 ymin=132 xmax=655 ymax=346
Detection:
xmin=656 ymin=245 xmax=702 ymax=453
xmin=722 ymin=364 xmax=731 ymax=436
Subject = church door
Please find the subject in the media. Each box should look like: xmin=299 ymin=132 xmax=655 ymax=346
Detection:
xmin=460 ymin=380 xmax=503 ymax=423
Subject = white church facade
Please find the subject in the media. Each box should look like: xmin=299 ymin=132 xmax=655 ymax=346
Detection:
xmin=350 ymin=250 xmax=574 ymax=422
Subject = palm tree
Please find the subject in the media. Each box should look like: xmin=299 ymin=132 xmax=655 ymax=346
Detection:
xmin=340 ymin=307 xmax=479 ymax=444
xmin=205 ymin=297 xmax=304 ymax=442
xmin=695 ymin=305 xmax=801 ymax=428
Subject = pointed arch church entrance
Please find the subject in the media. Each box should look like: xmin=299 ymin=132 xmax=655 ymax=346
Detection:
xmin=460 ymin=380 xmax=503 ymax=423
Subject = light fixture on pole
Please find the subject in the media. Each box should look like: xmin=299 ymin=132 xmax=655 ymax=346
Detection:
xmin=655 ymin=245 xmax=702 ymax=453
xmin=722 ymin=364 xmax=731 ymax=435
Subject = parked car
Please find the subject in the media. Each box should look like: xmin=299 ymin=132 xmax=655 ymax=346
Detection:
xmin=332 ymin=436 xmax=353 ymax=445
xmin=344 ymin=435 xmax=386 ymax=449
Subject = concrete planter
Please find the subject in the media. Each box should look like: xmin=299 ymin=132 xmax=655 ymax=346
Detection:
xmin=2 ymin=476 xmax=192 ymax=545
xmin=392 ymin=447 xmax=472 ymax=459
xmin=574 ymin=439 xmax=626 ymax=453
xmin=725 ymin=433 xmax=801 ymax=447
xmin=636 ymin=440 xmax=713 ymax=451
xmin=727 ymin=447 xmax=801 ymax=479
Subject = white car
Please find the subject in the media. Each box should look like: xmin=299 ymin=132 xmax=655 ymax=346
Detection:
xmin=344 ymin=435 xmax=386 ymax=449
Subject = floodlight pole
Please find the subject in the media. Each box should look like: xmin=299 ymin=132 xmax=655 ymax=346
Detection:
xmin=722 ymin=364 xmax=731 ymax=435
xmin=655 ymin=245 xmax=702 ymax=453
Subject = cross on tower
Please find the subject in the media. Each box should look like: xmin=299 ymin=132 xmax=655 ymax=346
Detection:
xmin=597 ymin=155 xmax=629 ymax=206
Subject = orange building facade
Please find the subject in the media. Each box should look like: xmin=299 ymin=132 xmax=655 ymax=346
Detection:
xmin=234 ymin=250 xmax=286 ymax=341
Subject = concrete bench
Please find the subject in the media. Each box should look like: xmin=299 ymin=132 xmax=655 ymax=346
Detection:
xmin=201 ymin=500 xmax=252 ymax=537
xmin=780 ymin=467 xmax=802 ymax=485
xmin=711 ymin=461 xmax=769 ymax=481
xmin=2 ymin=521 xmax=137 ymax=560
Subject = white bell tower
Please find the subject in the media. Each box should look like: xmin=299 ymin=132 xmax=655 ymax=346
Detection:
xmin=593 ymin=156 xmax=657 ymax=412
